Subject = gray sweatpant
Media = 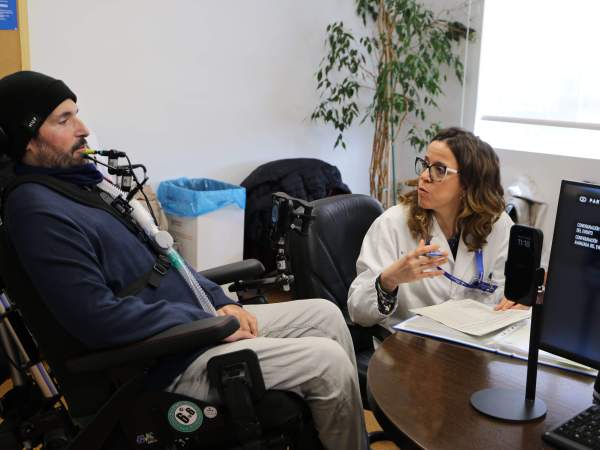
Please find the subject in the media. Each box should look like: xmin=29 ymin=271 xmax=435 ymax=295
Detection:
xmin=166 ymin=299 xmax=368 ymax=450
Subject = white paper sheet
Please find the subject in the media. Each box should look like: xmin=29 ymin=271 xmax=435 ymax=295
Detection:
xmin=409 ymin=299 xmax=531 ymax=336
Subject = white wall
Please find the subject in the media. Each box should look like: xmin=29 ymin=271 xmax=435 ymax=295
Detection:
xmin=26 ymin=1 xmax=373 ymax=193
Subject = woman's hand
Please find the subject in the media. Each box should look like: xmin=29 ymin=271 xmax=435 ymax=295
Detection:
xmin=379 ymin=239 xmax=448 ymax=292
xmin=217 ymin=304 xmax=258 ymax=337
xmin=494 ymin=297 xmax=530 ymax=311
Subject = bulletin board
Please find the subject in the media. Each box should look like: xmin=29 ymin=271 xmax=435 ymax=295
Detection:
xmin=0 ymin=0 xmax=29 ymax=77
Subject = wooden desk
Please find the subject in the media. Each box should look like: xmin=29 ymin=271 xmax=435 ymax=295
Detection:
xmin=367 ymin=332 xmax=595 ymax=450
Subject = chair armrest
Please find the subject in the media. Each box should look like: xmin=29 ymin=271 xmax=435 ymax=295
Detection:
xmin=199 ymin=259 xmax=265 ymax=285
xmin=365 ymin=324 xmax=391 ymax=343
xmin=340 ymin=308 xmax=390 ymax=342
xmin=66 ymin=316 xmax=239 ymax=373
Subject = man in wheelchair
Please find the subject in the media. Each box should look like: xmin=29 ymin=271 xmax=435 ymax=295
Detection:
xmin=0 ymin=71 xmax=367 ymax=450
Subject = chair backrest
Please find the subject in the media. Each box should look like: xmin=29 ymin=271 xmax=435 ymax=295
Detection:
xmin=288 ymin=194 xmax=384 ymax=312
xmin=0 ymin=225 xmax=115 ymax=418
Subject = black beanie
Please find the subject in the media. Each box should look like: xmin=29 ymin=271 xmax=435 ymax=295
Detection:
xmin=0 ymin=71 xmax=77 ymax=160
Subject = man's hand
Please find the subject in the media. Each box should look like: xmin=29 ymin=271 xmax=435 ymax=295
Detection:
xmin=494 ymin=297 xmax=530 ymax=311
xmin=217 ymin=304 xmax=258 ymax=337
xmin=379 ymin=240 xmax=448 ymax=292
xmin=223 ymin=329 xmax=255 ymax=343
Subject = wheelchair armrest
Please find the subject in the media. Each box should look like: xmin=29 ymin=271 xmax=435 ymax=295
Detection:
xmin=199 ymin=259 xmax=265 ymax=285
xmin=66 ymin=316 xmax=239 ymax=373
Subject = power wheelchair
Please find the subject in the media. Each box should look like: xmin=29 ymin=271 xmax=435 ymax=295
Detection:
xmin=0 ymin=240 xmax=322 ymax=450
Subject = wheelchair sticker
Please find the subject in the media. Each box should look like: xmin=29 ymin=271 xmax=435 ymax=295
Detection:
xmin=135 ymin=432 xmax=158 ymax=445
xmin=167 ymin=401 xmax=203 ymax=433
xmin=203 ymin=406 xmax=218 ymax=419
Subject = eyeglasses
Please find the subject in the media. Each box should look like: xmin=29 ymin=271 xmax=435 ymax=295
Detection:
xmin=415 ymin=157 xmax=459 ymax=182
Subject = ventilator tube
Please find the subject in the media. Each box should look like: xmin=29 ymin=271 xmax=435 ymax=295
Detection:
xmin=97 ymin=180 xmax=217 ymax=315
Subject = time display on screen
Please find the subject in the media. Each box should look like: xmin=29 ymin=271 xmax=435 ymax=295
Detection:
xmin=516 ymin=236 xmax=531 ymax=248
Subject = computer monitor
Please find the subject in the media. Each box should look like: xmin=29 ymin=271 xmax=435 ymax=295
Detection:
xmin=539 ymin=180 xmax=600 ymax=370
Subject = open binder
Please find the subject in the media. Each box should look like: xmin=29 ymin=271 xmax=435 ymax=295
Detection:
xmin=394 ymin=314 xmax=597 ymax=377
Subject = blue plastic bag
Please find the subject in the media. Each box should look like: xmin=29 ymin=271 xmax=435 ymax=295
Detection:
xmin=157 ymin=177 xmax=246 ymax=217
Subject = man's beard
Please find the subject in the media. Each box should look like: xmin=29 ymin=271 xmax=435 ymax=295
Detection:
xmin=35 ymin=138 xmax=88 ymax=169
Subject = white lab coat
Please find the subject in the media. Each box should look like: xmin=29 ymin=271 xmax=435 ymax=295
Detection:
xmin=348 ymin=204 xmax=513 ymax=330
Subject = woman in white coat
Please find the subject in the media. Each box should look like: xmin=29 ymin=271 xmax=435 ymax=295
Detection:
xmin=348 ymin=127 xmax=520 ymax=331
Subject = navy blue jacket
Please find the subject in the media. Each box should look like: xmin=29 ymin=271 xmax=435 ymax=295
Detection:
xmin=5 ymin=180 xmax=237 ymax=387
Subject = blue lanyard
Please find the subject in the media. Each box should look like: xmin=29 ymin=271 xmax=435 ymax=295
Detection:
xmin=428 ymin=242 xmax=498 ymax=293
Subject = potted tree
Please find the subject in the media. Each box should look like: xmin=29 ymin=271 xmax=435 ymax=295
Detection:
xmin=312 ymin=0 xmax=473 ymax=207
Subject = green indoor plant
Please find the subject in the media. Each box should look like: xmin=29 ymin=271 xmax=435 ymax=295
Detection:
xmin=312 ymin=0 xmax=472 ymax=207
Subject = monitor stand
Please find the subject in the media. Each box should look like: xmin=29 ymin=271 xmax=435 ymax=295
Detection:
xmin=470 ymin=268 xmax=547 ymax=422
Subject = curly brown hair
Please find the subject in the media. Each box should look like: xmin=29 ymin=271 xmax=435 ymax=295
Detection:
xmin=400 ymin=127 xmax=505 ymax=251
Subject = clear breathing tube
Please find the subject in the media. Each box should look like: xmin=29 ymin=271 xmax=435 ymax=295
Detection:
xmin=97 ymin=180 xmax=217 ymax=315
